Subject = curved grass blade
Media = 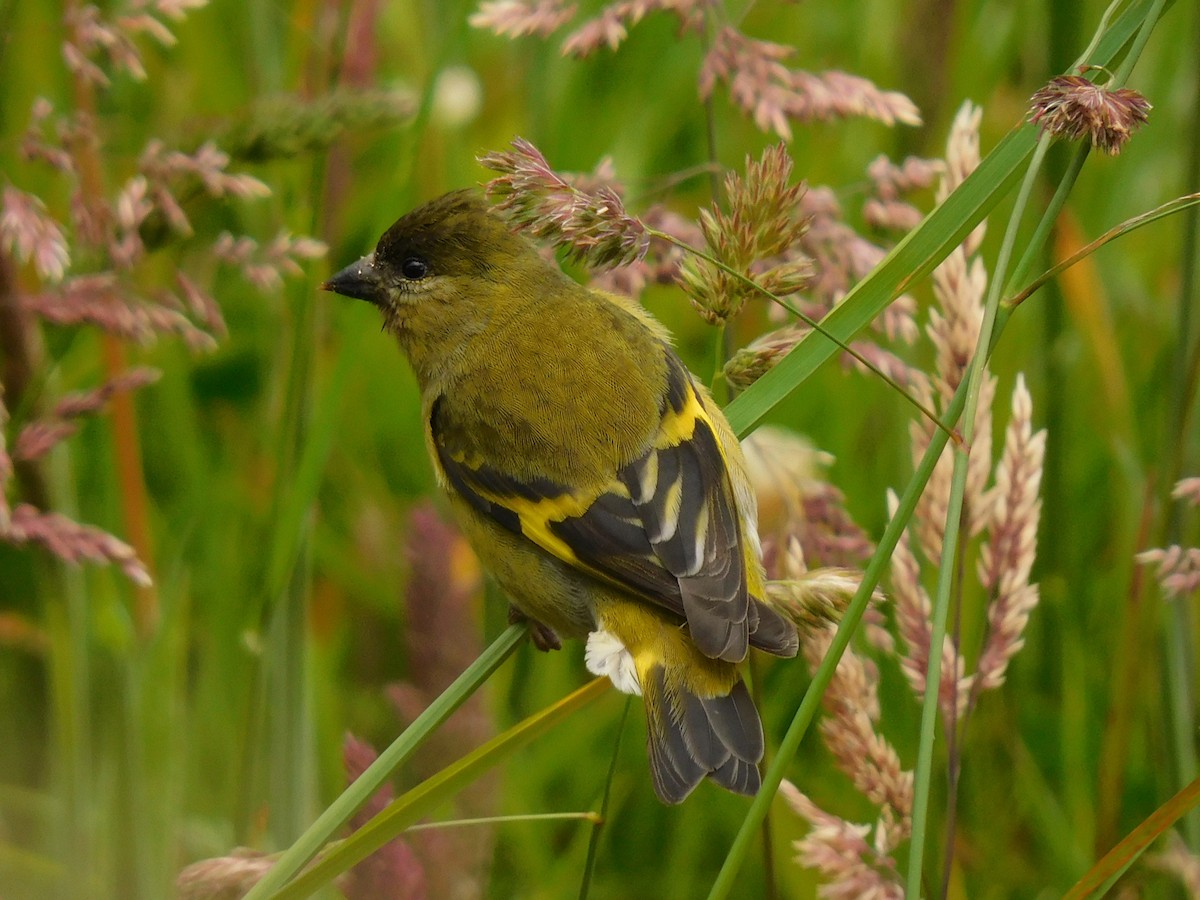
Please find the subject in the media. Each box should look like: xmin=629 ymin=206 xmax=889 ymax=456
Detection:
xmin=244 ymin=623 xmax=528 ymax=899
xmin=579 ymin=695 xmax=631 ymax=900
xmin=1063 ymin=774 xmax=1200 ymax=899
xmin=724 ymin=0 xmax=1172 ymax=440
xmin=708 ymin=3 xmax=1174 ymax=896
xmin=272 ymin=677 xmax=610 ymax=899
xmin=1006 ymin=192 xmax=1200 ymax=310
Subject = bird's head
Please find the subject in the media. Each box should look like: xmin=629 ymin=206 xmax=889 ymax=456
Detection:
xmin=322 ymin=190 xmax=545 ymax=333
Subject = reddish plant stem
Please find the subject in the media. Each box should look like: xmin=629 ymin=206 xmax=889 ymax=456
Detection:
xmin=66 ymin=0 xmax=158 ymax=635
xmin=100 ymin=335 xmax=157 ymax=633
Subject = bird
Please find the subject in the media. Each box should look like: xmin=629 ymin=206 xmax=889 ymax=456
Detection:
xmin=323 ymin=189 xmax=798 ymax=803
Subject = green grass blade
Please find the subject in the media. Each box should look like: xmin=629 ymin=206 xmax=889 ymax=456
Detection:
xmin=244 ymin=623 xmax=528 ymax=899
xmin=1006 ymin=193 xmax=1200 ymax=309
xmin=724 ymin=125 xmax=1030 ymax=438
xmin=709 ymin=377 xmax=969 ymax=900
xmin=579 ymin=695 xmax=631 ymax=900
xmin=263 ymin=551 xmax=317 ymax=848
xmin=907 ymin=118 xmax=1055 ymax=897
xmin=260 ymin=314 xmax=368 ymax=617
xmin=1063 ymin=774 xmax=1200 ymax=899
xmin=272 ymin=676 xmax=610 ymax=899
xmin=724 ymin=0 xmax=1167 ymax=440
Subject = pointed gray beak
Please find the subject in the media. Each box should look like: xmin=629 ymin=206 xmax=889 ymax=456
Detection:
xmin=322 ymin=255 xmax=381 ymax=303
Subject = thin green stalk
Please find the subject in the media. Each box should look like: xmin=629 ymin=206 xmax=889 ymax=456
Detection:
xmin=1173 ymin=6 xmax=1200 ymax=437
xmin=262 ymin=232 xmax=321 ymax=852
xmin=909 ymin=453 xmax=969 ymax=900
xmin=1004 ymin=144 xmax=1091 ymax=300
xmin=1166 ymin=622 xmax=1199 ymax=845
xmin=748 ymin=654 xmax=778 ymax=900
xmin=265 ymin=545 xmax=316 ymax=849
xmin=907 ymin=5 xmax=1169 ymax=892
xmin=1162 ymin=0 xmax=1200 ymax=848
xmin=273 ymin=676 xmax=610 ymax=899
xmin=1004 ymin=193 xmax=1200 ymax=310
xmin=407 ymin=811 xmax=602 ymax=832
xmin=244 ymin=624 xmax=527 ymax=899
xmin=1071 ymin=0 xmax=1126 ymax=70
xmin=938 ymin=538 xmax=969 ymax=899
xmin=123 ymin=658 xmax=154 ymax=900
xmin=711 ymin=321 xmax=730 ymax=405
xmin=44 ymin=567 xmax=93 ymax=890
xmin=1110 ymin=0 xmax=1168 ymax=86
xmin=579 ymin=696 xmax=631 ymax=900
xmin=708 ymin=374 xmax=971 ymax=900
xmin=44 ymin=446 xmax=94 ymax=888
xmin=906 ymin=132 xmax=1054 ymax=900
xmin=652 ymin=231 xmax=958 ymax=445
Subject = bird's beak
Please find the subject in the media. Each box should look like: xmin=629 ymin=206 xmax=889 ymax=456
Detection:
xmin=322 ymin=255 xmax=381 ymax=303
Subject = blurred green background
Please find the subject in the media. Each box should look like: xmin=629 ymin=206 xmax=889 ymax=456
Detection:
xmin=0 ymin=0 xmax=1198 ymax=897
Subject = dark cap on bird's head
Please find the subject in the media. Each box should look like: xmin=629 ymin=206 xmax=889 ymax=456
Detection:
xmin=322 ymin=190 xmax=531 ymax=308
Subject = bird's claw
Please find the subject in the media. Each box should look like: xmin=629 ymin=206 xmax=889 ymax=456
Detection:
xmin=508 ymin=606 xmax=562 ymax=652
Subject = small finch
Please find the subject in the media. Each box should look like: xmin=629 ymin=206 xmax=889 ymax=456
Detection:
xmin=324 ymin=190 xmax=798 ymax=803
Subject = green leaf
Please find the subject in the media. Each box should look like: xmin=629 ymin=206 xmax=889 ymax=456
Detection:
xmin=272 ymin=677 xmax=610 ymax=899
xmin=1063 ymin=774 xmax=1200 ymax=899
xmin=724 ymin=0 xmax=1171 ymax=439
xmin=244 ymin=624 xmax=529 ymax=899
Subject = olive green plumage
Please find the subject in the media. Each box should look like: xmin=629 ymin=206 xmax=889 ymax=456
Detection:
xmin=324 ymin=190 xmax=797 ymax=803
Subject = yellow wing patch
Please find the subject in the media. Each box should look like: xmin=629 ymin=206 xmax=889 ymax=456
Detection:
xmin=430 ymin=350 xmax=788 ymax=663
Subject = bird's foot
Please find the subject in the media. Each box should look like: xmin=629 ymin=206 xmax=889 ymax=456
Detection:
xmin=508 ymin=606 xmax=562 ymax=652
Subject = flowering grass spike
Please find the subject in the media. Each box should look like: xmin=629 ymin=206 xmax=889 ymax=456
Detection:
xmin=1029 ymin=72 xmax=1151 ymax=155
xmin=480 ymin=137 xmax=649 ymax=269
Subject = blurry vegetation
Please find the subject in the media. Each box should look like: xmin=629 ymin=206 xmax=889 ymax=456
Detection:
xmin=0 ymin=0 xmax=1198 ymax=898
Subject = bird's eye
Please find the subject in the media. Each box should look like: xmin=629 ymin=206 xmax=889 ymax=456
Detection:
xmin=401 ymin=256 xmax=429 ymax=280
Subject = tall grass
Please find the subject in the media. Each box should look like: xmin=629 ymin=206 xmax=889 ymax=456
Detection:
xmin=0 ymin=1 xmax=1198 ymax=897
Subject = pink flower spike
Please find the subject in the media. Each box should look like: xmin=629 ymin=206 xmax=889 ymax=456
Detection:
xmin=1029 ymin=74 xmax=1151 ymax=155
xmin=470 ymin=1 xmax=576 ymax=39
xmin=1 ymin=187 xmax=70 ymax=282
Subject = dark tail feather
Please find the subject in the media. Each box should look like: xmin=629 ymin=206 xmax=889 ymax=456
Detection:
xmin=710 ymin=754 xmax=761 ymax=796
xmin=699 ymin=680 xmax=764 ymax=762
xmin=748 ymin=599 xmax=799 ymax=657
xmin=646 ymin=668 xmax=706 ymax=803
xmin=644 ymin=668 xmax=764 ymax=804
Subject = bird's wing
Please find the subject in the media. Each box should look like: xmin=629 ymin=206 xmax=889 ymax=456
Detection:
xmin=431 ymin=353 xmax=752 ymax=662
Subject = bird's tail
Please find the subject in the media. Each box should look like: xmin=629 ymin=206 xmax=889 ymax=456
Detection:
xmin=638 ymin=658 xmax=764 ymax=805
xmin=593 ymin=598 xmax=767 ymax=804
xmin=619 ymin=638 xmax=758 ymax=806
xmin=643 ymin=662 xmax=763 ymax=801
